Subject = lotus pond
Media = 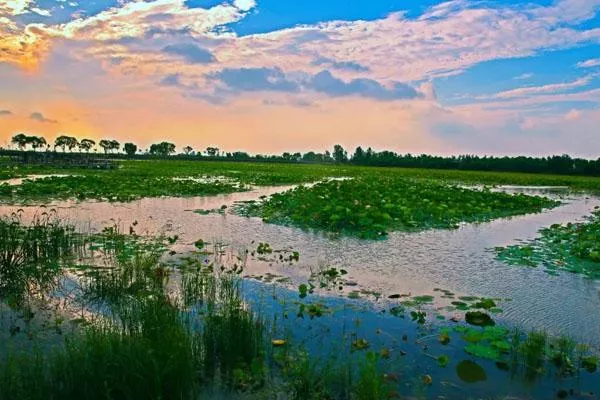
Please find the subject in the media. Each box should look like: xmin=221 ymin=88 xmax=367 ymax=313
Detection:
xmin=234 ymin=177 xmax=558 ymax=238
xmin=2 ymin=160 xmax=600 ymax=400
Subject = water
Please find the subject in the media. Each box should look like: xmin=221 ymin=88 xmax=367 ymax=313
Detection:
xmin=1 ymin=186 xmax=599 ymax=346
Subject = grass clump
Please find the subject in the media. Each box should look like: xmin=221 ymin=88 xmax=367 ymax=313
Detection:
xmin=0 ymin=252 xmax=266 ymax=400
xmin=237 ymin=177 xmax=558 ymax=238
xmin=0 ymin=212 xmax=82 ymax=305
xmin=496 ymin=208 xmax=600 ymax=278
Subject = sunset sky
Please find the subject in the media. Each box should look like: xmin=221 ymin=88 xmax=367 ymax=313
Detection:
xmin=0 ymin=0 xmax=599 ymax=156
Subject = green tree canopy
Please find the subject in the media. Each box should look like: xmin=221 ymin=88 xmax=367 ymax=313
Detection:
xmin=54 ymin=135 xmax=79 ymax=152
xmin=206 ymin=147 xmax=219 ymax=157
xmin=333 ymin=144 xmax=347 ymax=163
xmin=11 ymin=133 xmax=29 ymax=150
xmin=124 ymin=142 xmax=138 ymax=156
xmin=149 ymin=142 xmax=176 ymax=156
xmin=79 ymin=139 xmax=96 ymax=152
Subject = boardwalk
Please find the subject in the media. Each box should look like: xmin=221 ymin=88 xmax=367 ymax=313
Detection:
xmin=1 ymin=151 xmax=116 ymax=169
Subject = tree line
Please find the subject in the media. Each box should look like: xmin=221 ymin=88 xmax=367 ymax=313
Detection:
xmin=10 ymin=134 xmax=182 ymax=157
xmin=6 ymin=133 xmax=600 ymax=176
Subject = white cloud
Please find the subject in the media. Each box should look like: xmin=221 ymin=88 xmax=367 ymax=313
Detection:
xmin=492 ymin=76 xmax=592 ymax=99
xmin=514 ymin=73 xmax=533 ymax=80
xmin=577 ymin=58 xmax=600 ymax=68
xmin=57 ymin=0 xmax=248 ymax=41
xmin=31 ymin=7 xmax=51 ymax=17
xmin=233 ymin=0 xmax=256 ymax=12
xmin=1 ymin=0 xmax=600 ymax=83
xmin=530 ymin=0 xmax=600 ymax=25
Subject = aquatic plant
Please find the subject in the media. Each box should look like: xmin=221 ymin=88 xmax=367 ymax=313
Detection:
xmin=465 ymin=311 xmax=495 ymax=327
xmin=2 ymin=174 xmax=246 ymax=203
xmin=236 ymin=177 xmax=559 ymax=238
xmin=496 ymin=208 xmax=600 ymax=278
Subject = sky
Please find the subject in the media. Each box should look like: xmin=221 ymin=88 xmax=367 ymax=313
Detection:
xmin=0 ymin=0 xmax=599 ymax=157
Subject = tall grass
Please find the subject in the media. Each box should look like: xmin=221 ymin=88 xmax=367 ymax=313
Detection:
xmin=0 ymin=248 xmax=268 ymax=400
xmin=0 ymin=212 xmax=82 ymax=305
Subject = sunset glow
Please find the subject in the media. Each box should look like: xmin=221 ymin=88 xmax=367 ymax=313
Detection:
xmin=1 ymin=0 xmax=599 ymax=156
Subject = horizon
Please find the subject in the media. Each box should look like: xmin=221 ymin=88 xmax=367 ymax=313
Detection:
xmin=3 ymin=135 xmax=600 ymax=161
xmin=1 ymin=0 xmax=599 ymax=157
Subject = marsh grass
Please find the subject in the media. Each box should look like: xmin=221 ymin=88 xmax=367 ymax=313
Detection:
xmin=0 ymin=230 xmax=276 ymax=400
xmin=0 ymin=212 xmax=83 ymax=306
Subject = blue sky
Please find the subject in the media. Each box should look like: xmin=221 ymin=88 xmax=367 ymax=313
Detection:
xmin=0 ymin=0 xmax=599 ymax=156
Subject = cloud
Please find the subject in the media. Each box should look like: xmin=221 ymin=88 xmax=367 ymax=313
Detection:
xmin=0 ymin=0 xmax=599 ymax=156
xmin=162 ymin=42 xmax=215 ymax=64
xmin=309 ymin=70 xmax=420 ymax=101
xmin=206 ymin=67 xmax=422 ymax=101
xmin=577 ymin=58 xmax=600 ymax=68
xmin=31 ymin=7 xmax=51 ymax=17
xmin=57 ymin=0 xmax=250 ymax=41
xmin=530 ymin=0 xmax=600 ymax=25
xmin=0 ymin=110 xmax=13 ymax=116
xmin=0 ymin=0 xmax=35 ymax=16
xmin=514 ymin=73 xmax=533 ymax=80
xmin=564 ymin=109 xmax=582 ymax=121
xmin=233 ymin=0 xmax=256 ymax=12
xmin=30 ymin=112 xmax=57 ymax=123
xmin=159 ymin=73 xmax=200 ymax=91
xmin=3 ymin=0 xmax=600 ymax=83
xmin=312 ymin=57 xmax=370 ymax=73
xmin=492 ymin=76 xmax=592 ymax=99
xmin=159 ymin=73 xmax=182 ymax=86
xmin=418 ymin=81 xmax=437 ymax=101
xmin=208 ymin=67 xmax=299 ymax=92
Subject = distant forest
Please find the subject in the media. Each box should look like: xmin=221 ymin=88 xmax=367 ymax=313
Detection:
xmin=3 ymin=133 xmax=600 ymax=177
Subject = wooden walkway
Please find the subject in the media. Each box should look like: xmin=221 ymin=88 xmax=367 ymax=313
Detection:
xmin=1 ymin=151 xmax=116 ymax=169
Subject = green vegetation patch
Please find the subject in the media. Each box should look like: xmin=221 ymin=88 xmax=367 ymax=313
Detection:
xmin=236 ymin=177 xmax=559 ymax=238
xmin=1 ymin=175 xmax=246 ymax=202
xmin=496 ymin=208 xmax=600 ymax=279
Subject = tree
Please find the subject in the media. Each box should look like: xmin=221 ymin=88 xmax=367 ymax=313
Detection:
xmin=124 ymin=142 xmax=138 ymax=156
xmin=11 ymin=133 xmax=29 ymax=150
xmin=332 ymin=145 xmax=347 ymax=163
xmin=99 ymin=139 xmax=112 ymax=154
xmin=54 ymin=135 xmax=79 ymax=152
xmin=206 ymin=147 xmax=219 ymax=157
xmin=110 ymin=140 xmax=120 ymax=153
xmin=183 ymin=146 xmax=194 ymax=155
xmin=149 ymin=142 xmax=176 ymax=156
xmin=98 ymin=139 xmax=120 ymax=153
xmin=80 ymin=139 xmax=96 ymax=152
xmin=30 ymin=136 xmax=47 ymax=151
xmin=352 ymin=146 xmax=365 ymax=164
